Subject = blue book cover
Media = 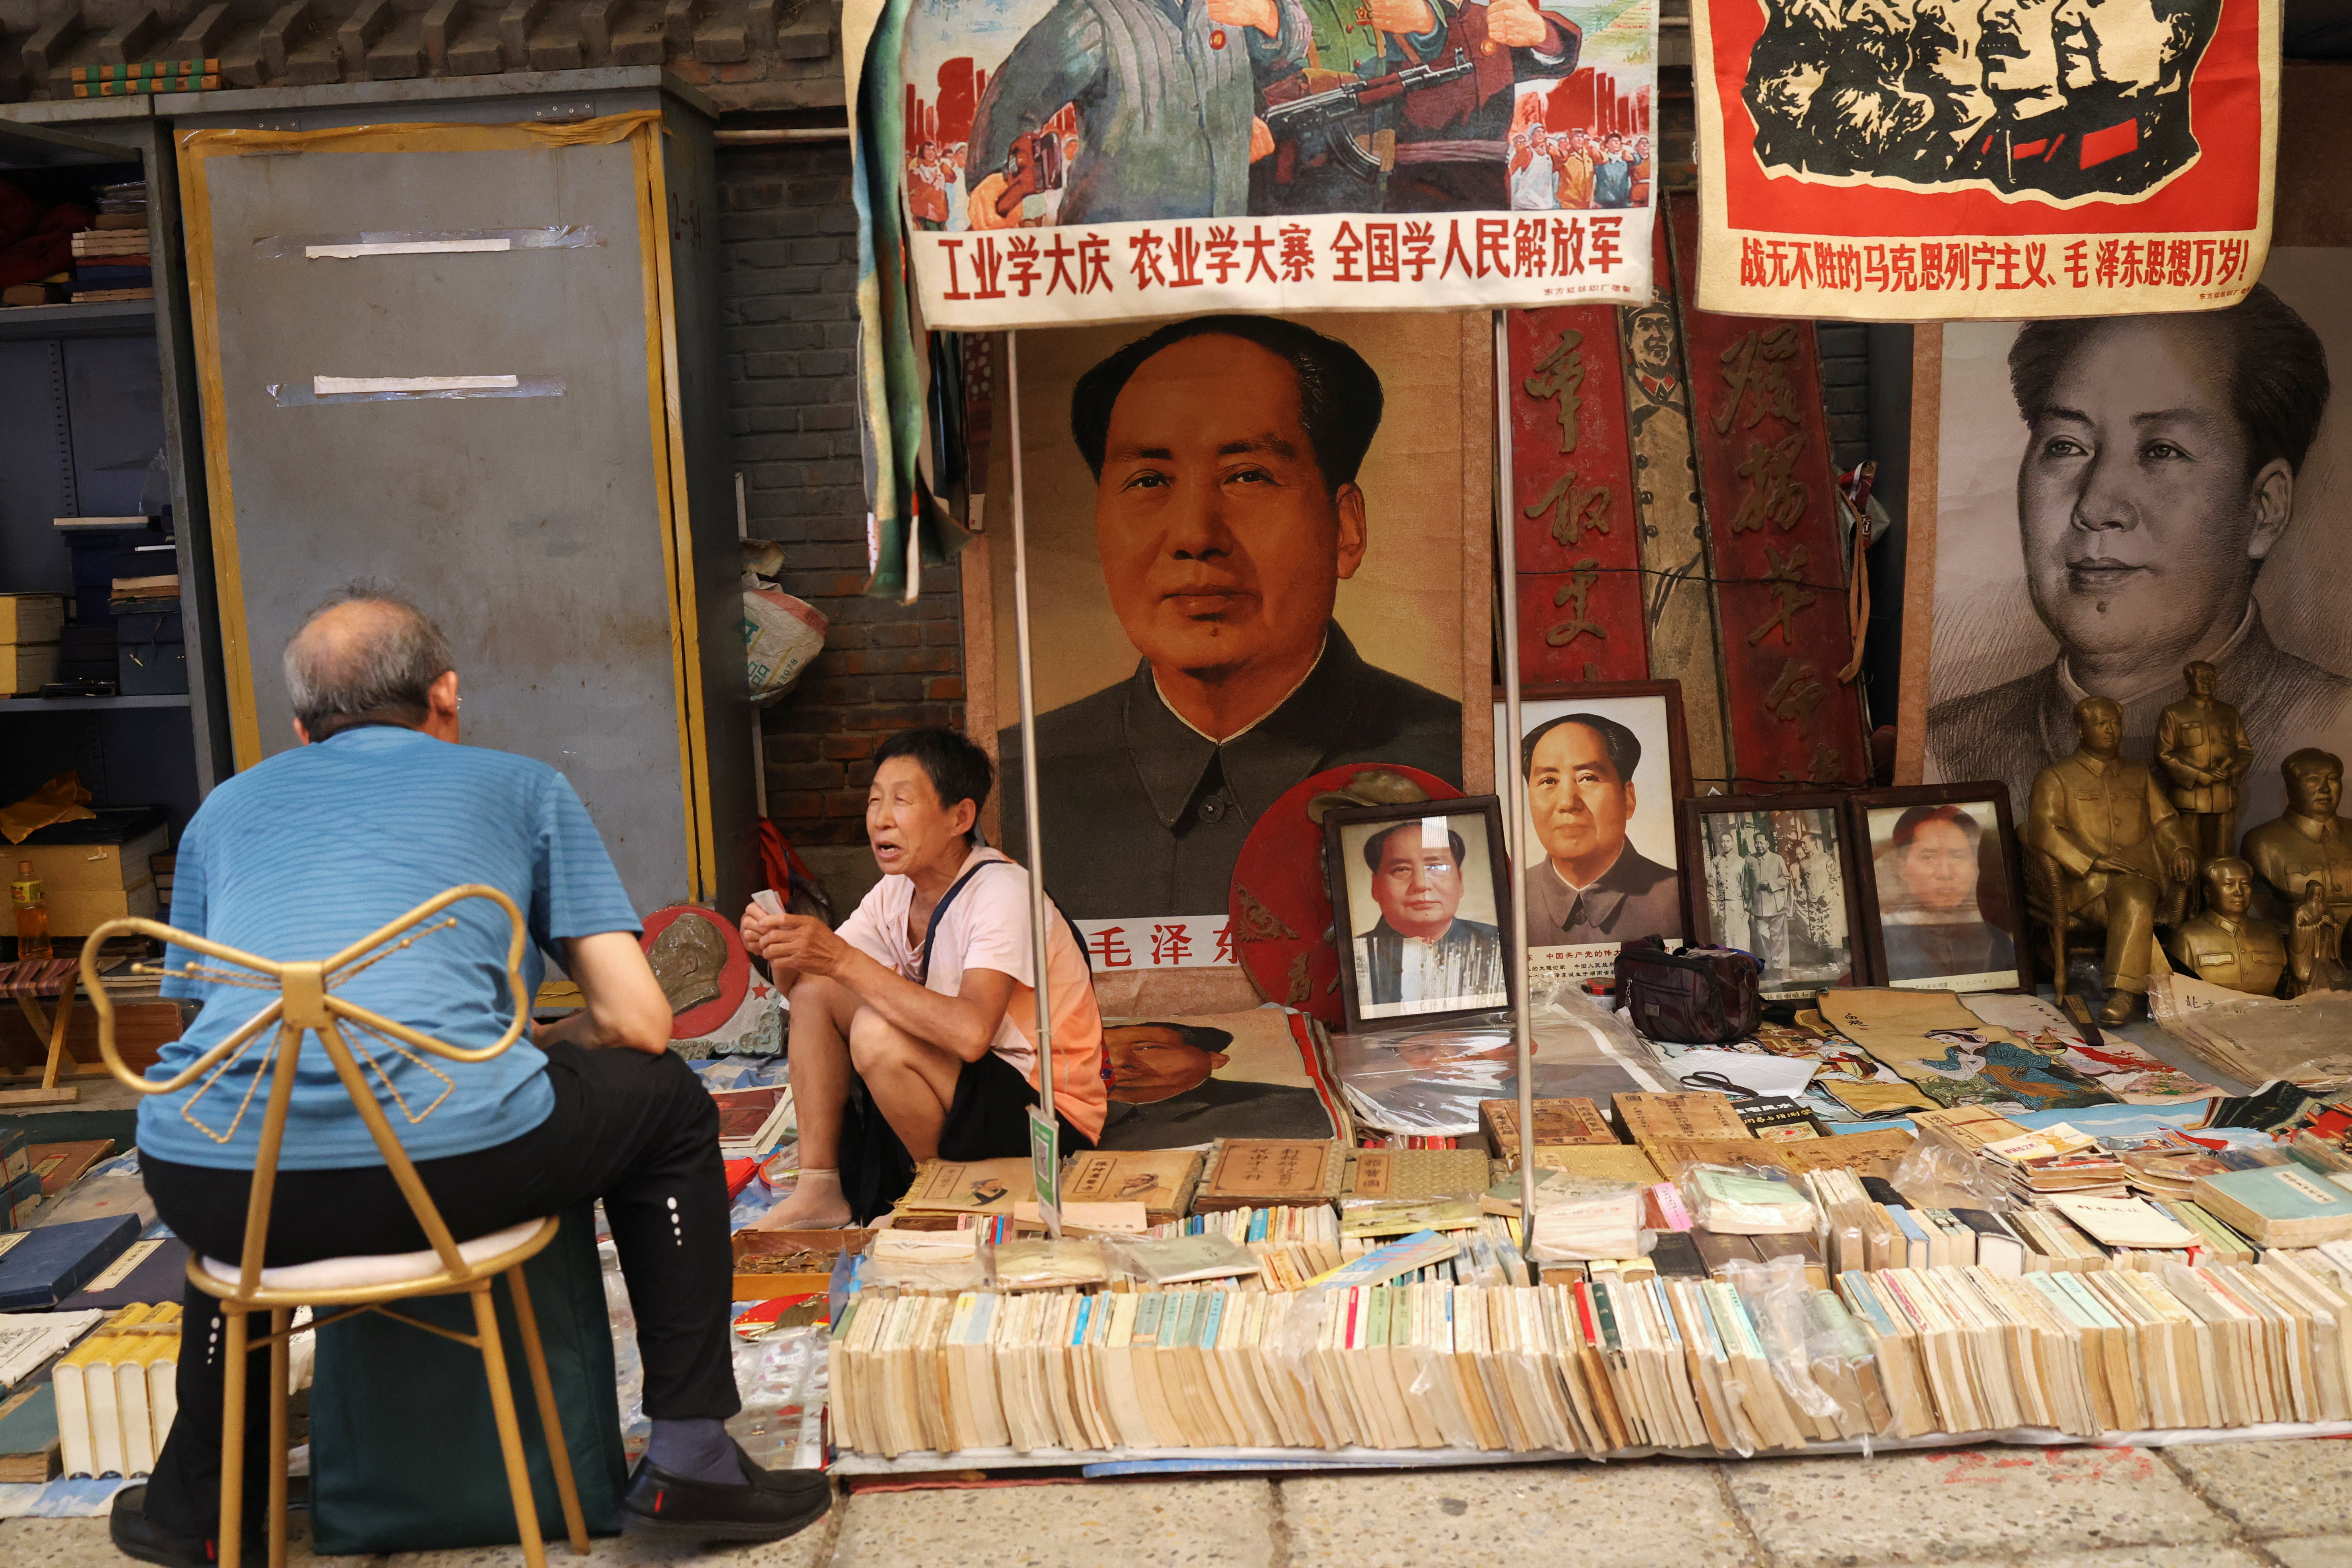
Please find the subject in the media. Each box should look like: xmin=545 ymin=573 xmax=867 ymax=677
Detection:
xmin=0 ymin=1216 xmax=141 ymax=1310
xmin=61 ymin=1234 xmax=188 ymax=1312
xmin=0 ymin=1384 xmax=59 ymax=1481
xmin=2199 ymin=1164 xmax=2352 ymax=1222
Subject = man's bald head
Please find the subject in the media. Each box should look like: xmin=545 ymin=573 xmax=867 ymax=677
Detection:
xmin=284 ymin=585 xmax=456 ymax=741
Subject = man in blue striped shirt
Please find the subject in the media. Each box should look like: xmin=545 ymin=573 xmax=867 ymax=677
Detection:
xmin=113 ymin=588 xmax=829 ymax=1567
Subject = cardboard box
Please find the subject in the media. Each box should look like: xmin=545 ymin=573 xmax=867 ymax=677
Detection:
xmin=0 ymin=595 xmax=65 ymax=644
xmin=14 ymin=821 xmax=169 ymax=894
xmin=0 ymin=644 xmax=60 ymax=696
xmin=730 ymin=1228 xmax=869 ymax=1302
xmin=44 ymin=879 xmax=158 ymax=936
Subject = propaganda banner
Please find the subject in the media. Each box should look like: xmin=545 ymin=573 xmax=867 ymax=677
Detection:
xmin=856 ymin=0 xmax=1661 ymax=328
xmin=1507 ymin=306 xmax=1648 ymax=684
xmin=1667 ymin=193 xmax=1870 ymax=787
xmin=1687 ymin=0 xmax=2279 ymax=319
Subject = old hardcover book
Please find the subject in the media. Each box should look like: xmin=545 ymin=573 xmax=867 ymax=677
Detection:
xmin=1060 ymin=1148 xmax=1203 ymax=1223
xmin=1529 ymin=1146 xmax=1665 ymax=1185
xmin=1192 ymin=1139 xmax=1346 ymax=1212
xmin=26 ymin=1141 xmax=114 ymax=1199
xmin=1648 ymin=1137 xmax=1794 ymax=1180
xmin=2195 ymin=1167 xmax=2352 ymax=1248
xmin=0 ymin=1383 xmax=60 ymax=1482
xmin=1909 ymin=1105 xmax=2030 ymax=1153
xmin=1770 ymin=1128 xmax=1918 ymax=1180
xmin=899 ymin=1157 xmax=1034 ymax=1214
xmin=1612 ymin=1093 xmax=1752 ymax=1149
xmin=1480 ymin=1097 xmax=1616 ymax=1151
xmin=1345 ymin=1147 xmax=1492 ymax=1200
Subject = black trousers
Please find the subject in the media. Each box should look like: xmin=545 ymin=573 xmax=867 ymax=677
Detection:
xmin=140 ymin=1042 xmax=738 ymax=1538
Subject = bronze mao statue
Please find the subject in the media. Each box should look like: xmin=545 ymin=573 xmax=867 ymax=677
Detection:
xmin=2155 ymin=660 xmax=2254 ymax=898
xmin=2242 ymin=748 xmax=2352 ymax=928
xmin=2164 ymin=858 xmax=2285 ymax=996
xmin=2290 ymin=879 xmax=2350 ymax=996
xmin=2023 ymin=696 xmax=2197 ymax=1024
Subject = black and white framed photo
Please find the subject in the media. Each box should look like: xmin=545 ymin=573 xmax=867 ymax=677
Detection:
xmin=1323 ymin=797 xmax=1513 ymax=1032
xmin=1491 ymin=681 xmax=1693 ymax=989
xmin=1680 ymin=793 xmax=1865 ymax=1002
xmin=1848 ymin=784 xmax=2028 ymax=995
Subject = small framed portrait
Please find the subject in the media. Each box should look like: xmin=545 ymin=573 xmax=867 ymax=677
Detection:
xmin=1323 ymin=797 xmax=1514 ymax=1032
xmin=1679 ymin=794 xmax=1865 ymax=1002
xmin=1848 ymin=784 xmax=2028 ymax=994
xmin=1492 ymin=681 xmax=1692 ymax=988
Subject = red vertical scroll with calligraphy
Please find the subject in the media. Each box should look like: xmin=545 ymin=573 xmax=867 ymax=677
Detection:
xmin=1666 ymin=192 xmax=1868 ymax=789
xmin=1508 ymin=307 xmax=1648 ymax=685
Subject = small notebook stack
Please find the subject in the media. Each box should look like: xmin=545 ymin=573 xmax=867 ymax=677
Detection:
xmin=67 ymin=60 xmax=222 ymax=96
xmin=53 ymin=1303 xmax=180 ymax=1477
xmin=1980 ymin=1125 xmax=2129 ymax=1199
xmin=69 ymin=184 xmax=152 ymax=300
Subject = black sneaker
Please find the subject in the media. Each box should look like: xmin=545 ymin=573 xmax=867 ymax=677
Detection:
xmin=620 ymin=1440 xmax=832 ymax=1543
xmin=109 ymin=1485 xmax=215 ymax=1568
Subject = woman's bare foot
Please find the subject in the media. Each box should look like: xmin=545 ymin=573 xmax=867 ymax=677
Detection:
xmin=756 ymin=1167 xmax=852 ymax=1230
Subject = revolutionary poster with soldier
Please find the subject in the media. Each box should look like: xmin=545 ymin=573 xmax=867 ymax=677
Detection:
xmin=1687 ymin=0 xmax=2278 ymax=318
xmin=850 ymin=0 xmax=1661 ymax=326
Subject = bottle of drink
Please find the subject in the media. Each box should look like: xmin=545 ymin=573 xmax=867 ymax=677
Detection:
xmin=13 ymin=861 xmax=51 ymax=962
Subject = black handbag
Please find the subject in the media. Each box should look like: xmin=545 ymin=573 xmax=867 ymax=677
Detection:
xmin=1613 ymin=937 xmax=1764 ymax=1045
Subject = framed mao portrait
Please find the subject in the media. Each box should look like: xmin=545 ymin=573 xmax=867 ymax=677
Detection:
xmin=1322 ymin=797 xmax=1513 ymax=1033
xmin=1847 ymin=785 xmax=2028 ymax=995
xmin=1490 ymin=681 xmax=1692 ymax=989
xmin=1679 ymin=793 xmax=1865 ymax=1002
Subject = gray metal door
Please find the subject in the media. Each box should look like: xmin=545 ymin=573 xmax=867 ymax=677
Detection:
xmin=192 ymin=137 xmax=693 ymax=910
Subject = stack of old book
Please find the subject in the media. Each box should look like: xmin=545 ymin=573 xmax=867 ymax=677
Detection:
xmin=68 ymin=225 xmax=149 ymax=303
xmin=711 ymin=1085 xmax=793 ymax=1161
xmin=67 ymin=59 xmax=221 ymax=97
xmin=1979 ymin=1124 xmax=2129 ymax=1200
xmin=52 ymin=1303 xmax=179 ymax=1476
xmin=831 ymin=1238 xmax=2352 ymax=1459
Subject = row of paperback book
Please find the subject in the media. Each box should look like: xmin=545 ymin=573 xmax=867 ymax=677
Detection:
xmin=829 ymin=1240 xmax=2352 ymax=1459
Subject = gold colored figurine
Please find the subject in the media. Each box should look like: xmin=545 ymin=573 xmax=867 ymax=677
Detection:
xmin=2023 ymin=696 xmax=2197 ymax=1025
xmin=2241 ymin=748 xmax=2352 ymax=924
xmin=2155 ymin=661 xmax=2253 ymax=888
xmin=2290 ymin=879 xmax=2350 ymax=996
xmin=2164 ymin=858 xmax=2286 ymax=995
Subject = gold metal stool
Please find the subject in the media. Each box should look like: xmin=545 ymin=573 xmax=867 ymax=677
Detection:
xmin=81 ymin=885 xmax=590 ymax=1568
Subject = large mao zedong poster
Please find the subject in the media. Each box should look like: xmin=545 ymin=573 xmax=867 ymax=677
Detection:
xmin=847 ymin=0 xmax=1661 ymax=326
xmin=1910 ymin=250 xmax=2352 ymax=837
xmin=967 ymin=311 xmax=1490 ymax=979
xmin=1686 ymin=0 xmax=2279 ymax=319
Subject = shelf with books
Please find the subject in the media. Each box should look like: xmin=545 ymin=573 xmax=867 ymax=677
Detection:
xmin=0 ymin=693 xmax=190 ymax=713
xmin=0 ymin=298 xmax=155 ymax=341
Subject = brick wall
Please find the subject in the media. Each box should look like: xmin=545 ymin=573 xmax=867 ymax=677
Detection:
xmin=717 ymin=141 xmax=965 ymax=899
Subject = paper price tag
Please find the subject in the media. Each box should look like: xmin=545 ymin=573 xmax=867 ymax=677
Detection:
xmin=1027 ymin=1106 xmax=1061 ymax=1240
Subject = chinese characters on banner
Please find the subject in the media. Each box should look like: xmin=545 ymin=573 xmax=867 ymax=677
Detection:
xmin=1509 ymin=306 xmax=1648 ymax=685
xmin=1669 ymin=193 xmax=1868 ymax=786
xmin=1076 ymin=915 xmax=1239 ymax=972
xmin=872 ymin=0 xmax=1662 ymax=328
xmin=1686 ymin=0 xmax=2279 ymax=318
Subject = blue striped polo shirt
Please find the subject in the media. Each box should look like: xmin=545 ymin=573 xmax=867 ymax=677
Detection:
xmin=141 ymin=725 xmax=641 ymax=1170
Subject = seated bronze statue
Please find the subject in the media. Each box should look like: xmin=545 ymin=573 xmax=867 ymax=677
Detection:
xmin=2022 ymin=697 xmax=2196 ymax=1025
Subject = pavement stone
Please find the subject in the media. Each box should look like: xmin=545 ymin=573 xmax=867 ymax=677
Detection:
xmin=2167 ymin=1438 xmax=2352 ymax=1538
xmin=0 ymin=1507 xmax=843 ymax=1568
xmin=1279 ymin=1460 xmax=1755 ymax=1568
xmin=1839 ymin=1550 xmax=2269 ymax=1568
xmin=1724 ymin=1447 xmax=2231 ymax=1568
xmin=2270 ymin=1540 xmax=2352 ymax=1568
xmin=830 ymin=1477 xmax=1273 ymax=1568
